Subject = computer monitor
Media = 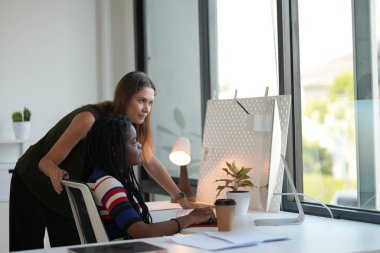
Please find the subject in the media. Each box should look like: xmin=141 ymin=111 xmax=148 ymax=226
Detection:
xmin=196 ymin=95 xmax=291 ymax=213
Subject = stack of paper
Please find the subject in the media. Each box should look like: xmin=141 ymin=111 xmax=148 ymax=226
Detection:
xmin=164 ymin=228 xmax=288 ymax=251
xmin=146 ymin=201 xmax=182 ymax=211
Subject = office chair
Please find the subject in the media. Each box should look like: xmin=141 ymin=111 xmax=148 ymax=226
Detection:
xmin=61 ymin=180 xmax=110 ymax=244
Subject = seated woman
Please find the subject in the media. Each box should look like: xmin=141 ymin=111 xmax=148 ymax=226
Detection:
xmin=84 ymin=114 xmax=214 ymax=240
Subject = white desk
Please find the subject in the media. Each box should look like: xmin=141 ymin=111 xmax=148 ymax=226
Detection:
xmin=19 ymin=208 xmax=380 ymax=253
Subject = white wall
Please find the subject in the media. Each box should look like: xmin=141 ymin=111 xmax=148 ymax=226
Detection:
xmin=0 ymin=0 xmax=135 ymax=144
xmin=0 ymin=0 xmax=98 ymax=142
xmin=0 ymin=0 xmax=135 ymax=251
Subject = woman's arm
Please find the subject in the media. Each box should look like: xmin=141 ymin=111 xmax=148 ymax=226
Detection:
xmin=127 ymin=207 xmax=214 ymax=238
xmin=92 ymin=175 xmax=215 ymax=239
xmin=143 ymin=156 xmax=181 ymax=199
xmin=39 ymin=111 xmax=95 ymax=194
xmin=142 ymin=155 xmax=211 ymax=209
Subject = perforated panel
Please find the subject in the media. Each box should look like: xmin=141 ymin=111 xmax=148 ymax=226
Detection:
xmin=197 ymin=95 xmax=291 ymax=212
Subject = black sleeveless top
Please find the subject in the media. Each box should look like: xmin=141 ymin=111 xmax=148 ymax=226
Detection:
xmin=14 ymin=104 xmax=108 ymax=216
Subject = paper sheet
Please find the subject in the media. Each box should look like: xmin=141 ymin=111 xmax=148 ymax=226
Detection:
xmin=204 ymin=228 xmax=288 ymax=244
xmin=146 ymin=201 xmax=182 ymax=211
xmin=164 ymin=228 xmax=288 ymax=251
xmin=164 ymin=234 xmax=258 ymax=251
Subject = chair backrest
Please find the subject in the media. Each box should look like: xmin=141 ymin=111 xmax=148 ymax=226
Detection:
xmin=61 ymin=180 xmax=109 ymax=244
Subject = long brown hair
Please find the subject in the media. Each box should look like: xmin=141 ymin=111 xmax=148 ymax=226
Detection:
xmin=112 ymin=71 xmax=157 ymax=161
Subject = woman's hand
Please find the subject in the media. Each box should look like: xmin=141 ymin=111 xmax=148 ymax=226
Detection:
xmin=49 ymin=168 xmax=69 ymax=194
xmin=38 ymin=112 xmax=95 ymax=194
xmin=177 ymin=197 xmax=214 ymax=209
xmin=187 ymin=207 xmax=215 ymax=225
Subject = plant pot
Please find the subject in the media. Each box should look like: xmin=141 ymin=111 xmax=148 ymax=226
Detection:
xmin=13 ymin=121 xmax=31 ymax=139
xmin=226 ymin=191 xmax=251 ymax=216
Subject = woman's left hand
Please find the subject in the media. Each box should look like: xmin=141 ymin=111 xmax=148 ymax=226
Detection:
xmin=177 ymin=198 xmax=214 ymax=209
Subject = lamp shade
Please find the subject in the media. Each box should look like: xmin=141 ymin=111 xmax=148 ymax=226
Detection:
xmin=169 ymin=137 xmax=191 ymax=166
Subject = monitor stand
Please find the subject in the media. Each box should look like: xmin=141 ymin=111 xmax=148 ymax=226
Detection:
xmin=254 ymin=155 xmax=305 ymax=226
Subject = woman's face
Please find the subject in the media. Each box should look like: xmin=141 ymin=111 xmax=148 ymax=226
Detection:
xmin=125 ymin=124 xmax=142 ymax=166
xmin=126 ymin=87 xmax=155 ymax=124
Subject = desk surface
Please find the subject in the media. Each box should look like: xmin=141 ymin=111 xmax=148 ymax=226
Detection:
xmin=21 ymin=208 xmax=380 ymax=253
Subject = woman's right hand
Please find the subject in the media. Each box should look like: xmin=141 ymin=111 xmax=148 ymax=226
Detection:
xmin=38 ymin=112 xmax=95 ymax=194
xmin=49 ymin=168 xmax=69 ymax=194
xmin=187 ymin=207 xmax=215 ymax=225
xmin=177 ymin=198 xmax=214 ymax=209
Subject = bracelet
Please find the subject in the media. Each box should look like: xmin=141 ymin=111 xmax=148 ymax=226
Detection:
xmin=171 ymin=218 xmax=181 ymax=234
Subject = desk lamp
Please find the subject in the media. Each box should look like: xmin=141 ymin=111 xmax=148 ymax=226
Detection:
xmin=169 ymin=137 xmax=195 ymax=202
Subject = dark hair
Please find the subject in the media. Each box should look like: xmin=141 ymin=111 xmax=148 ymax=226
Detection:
xmin=112 ymin=71 xmax=156 ymax=161
xmin=85 ymin=114 xmax=152 ymax=224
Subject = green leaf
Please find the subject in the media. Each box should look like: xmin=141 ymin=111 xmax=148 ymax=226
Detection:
xmin=23 ymin=107 xmax=31 ymax=121
xmin=214 ymin=179 xmax=232 ymax=184
xmin=239 ymin=167 xmax=252 ymax=176
xmin=216 ymin=185 xmax=237 ymax=197
xmin=226 ymin=161 xmax=238 ymax=174
xmin=222 ymin=168 xmax=234 ymax=177
xmin=216 ymin=185 xmax=227 ymax=197
xmin=239 ymin=180 xmax=254 ymax=188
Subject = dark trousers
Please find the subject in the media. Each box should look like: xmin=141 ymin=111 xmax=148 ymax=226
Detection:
xmin=9 ymin=171 xmax=80 ymax=252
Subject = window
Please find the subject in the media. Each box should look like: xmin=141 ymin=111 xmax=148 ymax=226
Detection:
xmin=209 ymin=0 xmax=279 ymax=98
xmin=136 ymin=0 xmax=206 ymax=200
xmin=137 ymin=0 xmax=380 ymax=222
xmin=283 ymin=0 xmax=380 ymax=223
xmin=299 ymin=0 xmax=357 ymax=208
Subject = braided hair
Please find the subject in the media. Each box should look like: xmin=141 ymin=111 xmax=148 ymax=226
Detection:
xmin=84 ymin=114 xmax=152 ymax=224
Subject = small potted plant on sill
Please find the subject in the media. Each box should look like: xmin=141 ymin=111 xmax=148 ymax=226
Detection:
xmin=12 ymin=107 xmax=32 ymax=139
xmin=214 ymin=161 xmax=255 ymax=216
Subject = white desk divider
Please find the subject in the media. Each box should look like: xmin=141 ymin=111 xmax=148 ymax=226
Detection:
xmin=196 ymin=94 xmax=291 ymax=213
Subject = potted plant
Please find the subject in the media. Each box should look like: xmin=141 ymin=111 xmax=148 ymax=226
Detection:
xmin=214 ymin=161 xmax=255 ymax=216
xmin=12 ymin=107 xmax=32 ymax=139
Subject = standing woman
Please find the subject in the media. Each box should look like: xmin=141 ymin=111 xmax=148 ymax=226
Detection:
xmin=9 ymin=71 xmax=200 ymax=252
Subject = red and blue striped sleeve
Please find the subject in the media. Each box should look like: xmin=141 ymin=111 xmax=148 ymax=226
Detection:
xmin=92 ymin=176 xmax=141 ymax=232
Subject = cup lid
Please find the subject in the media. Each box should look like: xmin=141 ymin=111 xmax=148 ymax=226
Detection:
xmin=214 ymin=198 xmax=236 ymax=205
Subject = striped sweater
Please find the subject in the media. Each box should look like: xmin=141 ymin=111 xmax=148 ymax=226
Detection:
xmin=86 ymin=167 xmax=142 ymax=240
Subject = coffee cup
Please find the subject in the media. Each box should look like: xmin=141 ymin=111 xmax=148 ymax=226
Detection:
xmin=214 ymin=198 xmax=236 ymax=231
